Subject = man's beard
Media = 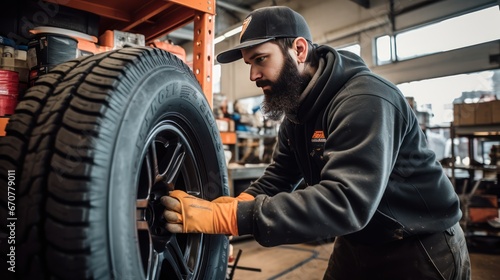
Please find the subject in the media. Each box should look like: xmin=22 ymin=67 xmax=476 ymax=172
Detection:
xmin=258 ymin=54 xmax=312 ymax=121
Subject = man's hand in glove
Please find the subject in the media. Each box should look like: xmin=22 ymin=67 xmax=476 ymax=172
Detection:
xmin=162 ymin=190 xmax=239 ymax=235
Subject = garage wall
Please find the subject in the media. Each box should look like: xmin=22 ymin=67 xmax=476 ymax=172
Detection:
xmin=216 ymin=0 xmax=499 ymax=101
xmin=216 ymin=37 xmax=261 ymax=102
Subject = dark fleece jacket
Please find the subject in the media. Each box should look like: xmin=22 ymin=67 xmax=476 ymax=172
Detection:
xmin=237 ymin=46 xmax=460 ymax=246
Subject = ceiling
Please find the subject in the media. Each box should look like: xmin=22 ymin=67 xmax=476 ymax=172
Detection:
xmin=163 ymin=0 xmax=272 ymax=45
xmin=163 ymin=0 xmax=373 ymax=45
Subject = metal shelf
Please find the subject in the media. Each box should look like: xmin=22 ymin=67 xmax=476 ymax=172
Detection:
xmin=44 ymin=0 xmax=216 ymax=106
xmin=451 ymin=165 xmax=499 ymax=172
xmin=452 ymin=124 xmax=500 ymax=137
xmin=227 ymin=163 xmax=267 ymax=197
xmin=450 ymin=125 xmax=500 ymax=243
xmin=1 ymin=0 xmax=216 ymax=136
xmin=450 ymin=124 xmax=500 ymax=186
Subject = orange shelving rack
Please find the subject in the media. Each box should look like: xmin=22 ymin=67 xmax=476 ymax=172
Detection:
xmin=1 ymin=0 xmax=216 ymax=136
xmin=44 ymin=0 xmax=215 ymax=104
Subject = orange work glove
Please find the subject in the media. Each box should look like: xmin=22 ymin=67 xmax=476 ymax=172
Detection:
xmin=162 ymin=190 xmax=239 ymax=235
xmin=212 ymin=192 xmax=254 ymax=203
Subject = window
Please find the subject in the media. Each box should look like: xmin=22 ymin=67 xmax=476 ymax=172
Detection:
xmin=213 ymin=64 xmax=221 ymax=94
xmin=376 ymin=6 xmax=500 ymax=64
xmin=397 ymin=70 xmax=497 ymax=126
xmin=338 ymin=44 xmax=361 ymax=56
xmin=397 ymin=69 xmax=499 ymax=163
xmin=375 ymin=35 xmax=393 ymax=65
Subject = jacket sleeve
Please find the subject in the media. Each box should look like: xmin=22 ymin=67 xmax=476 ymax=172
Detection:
xmin=237 ymin=80 xmax=409 ymax=246
xmin=242 ymin=120 xmax=304 ymax=197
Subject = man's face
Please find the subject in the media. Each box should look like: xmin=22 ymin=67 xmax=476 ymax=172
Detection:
xmin=242 ymin=42 xmax=311 ymax=121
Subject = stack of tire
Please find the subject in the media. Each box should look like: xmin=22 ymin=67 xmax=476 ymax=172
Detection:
xmin=27 ymin=33 xmax=78 ymax=87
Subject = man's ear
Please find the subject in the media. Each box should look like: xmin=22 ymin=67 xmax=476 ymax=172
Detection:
xmin=293 ymin=37 xmax=309 ymax=63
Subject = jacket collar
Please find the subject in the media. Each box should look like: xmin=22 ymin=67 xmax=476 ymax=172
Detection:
xmin=286 ymin=46 xmax=371 ymax=124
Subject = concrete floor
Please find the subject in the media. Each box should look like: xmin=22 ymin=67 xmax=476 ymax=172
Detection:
xmin=228 ymin=237 xmax=500 ymax=280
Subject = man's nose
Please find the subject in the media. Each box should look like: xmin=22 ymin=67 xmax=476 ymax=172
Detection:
xmin=249 ymin=66 xmax=262 ymax=81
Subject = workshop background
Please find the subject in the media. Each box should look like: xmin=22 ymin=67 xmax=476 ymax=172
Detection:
xmin=212 ymin=2 xmax=500 ymax=279
xmin=0 ymin=0 xmax=499 ymax=279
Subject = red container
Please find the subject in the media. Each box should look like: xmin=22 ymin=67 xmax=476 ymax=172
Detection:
xmin=0 ymin=69 xmax=19 ymax=116
xmin=0 ymin=95 xmax=17 ymax=116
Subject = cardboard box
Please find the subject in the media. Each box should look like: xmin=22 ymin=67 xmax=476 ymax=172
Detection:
xmin=492 ymin=100 xmax=500 ymax=124
xmin=454 ymin=103 xmax=476 ymax=126
xmin=475 ymin=102 xmax=492 ymax=125
xmin=15 ymin=49 xmax=27 ymax=61
xmin=453 ymin=104 xmax=461 ymax=126
xmin=453 ymin=101 xmax=500 ymax=125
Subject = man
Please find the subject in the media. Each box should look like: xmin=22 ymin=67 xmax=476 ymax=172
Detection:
xmin=162 ymin=6 xmax=471 ymax=279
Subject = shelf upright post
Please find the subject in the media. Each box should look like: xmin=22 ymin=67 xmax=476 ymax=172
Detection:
xmin=451 ymin=124 xmax=456 ymax=188
xmin=193 ymin=8 xmax=215 ymax=108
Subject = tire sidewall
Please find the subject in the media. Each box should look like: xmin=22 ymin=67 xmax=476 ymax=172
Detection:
xmin=105 ymin=62 xmax=228 ymax=279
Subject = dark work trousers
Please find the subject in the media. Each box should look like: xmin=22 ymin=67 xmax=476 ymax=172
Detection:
xmin=323 ymin=223 xmax=471 ymax=280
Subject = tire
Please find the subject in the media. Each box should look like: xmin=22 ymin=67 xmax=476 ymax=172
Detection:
xmin=0 ymin=47 xmax=229 ymax=280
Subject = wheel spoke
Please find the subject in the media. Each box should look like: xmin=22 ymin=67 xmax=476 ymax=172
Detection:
xmin=136 ymin=122 xmax=213 ymax=279
xmin=148 ymin=140 xmax=160 ymax=188
xmin=164 ymin=236 xmax=193 ymax=279
xmin=138 ymin=138 xmax=159 ymax=201
xmin=148 ymin=250 xmax=164 ymax=280
xmin=159 ymin=141 xmax=185 ymax=190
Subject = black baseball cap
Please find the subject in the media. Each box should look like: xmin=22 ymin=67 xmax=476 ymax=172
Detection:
xmin=216 ymin=6 xmax=312 ymax=64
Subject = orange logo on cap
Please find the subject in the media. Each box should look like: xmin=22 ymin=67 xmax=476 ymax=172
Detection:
xmin=240 ymin=16 xmax=252 ymax=40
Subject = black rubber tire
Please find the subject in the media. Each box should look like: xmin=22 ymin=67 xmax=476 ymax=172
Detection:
xmin=0 ymin=47 xmax=229 ymax=280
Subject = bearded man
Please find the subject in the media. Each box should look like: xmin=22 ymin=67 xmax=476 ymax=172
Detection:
xmin=162 ymin=6 xmax=471 ymax=280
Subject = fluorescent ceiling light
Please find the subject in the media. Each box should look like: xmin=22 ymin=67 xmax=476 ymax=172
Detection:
xmin=215 ymin=25 xmax=242 ymax=45
xmin=224 ymin=26 xmax=242 ymax=37
xmin=214 ymin=36 xmax=225 ymax=44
